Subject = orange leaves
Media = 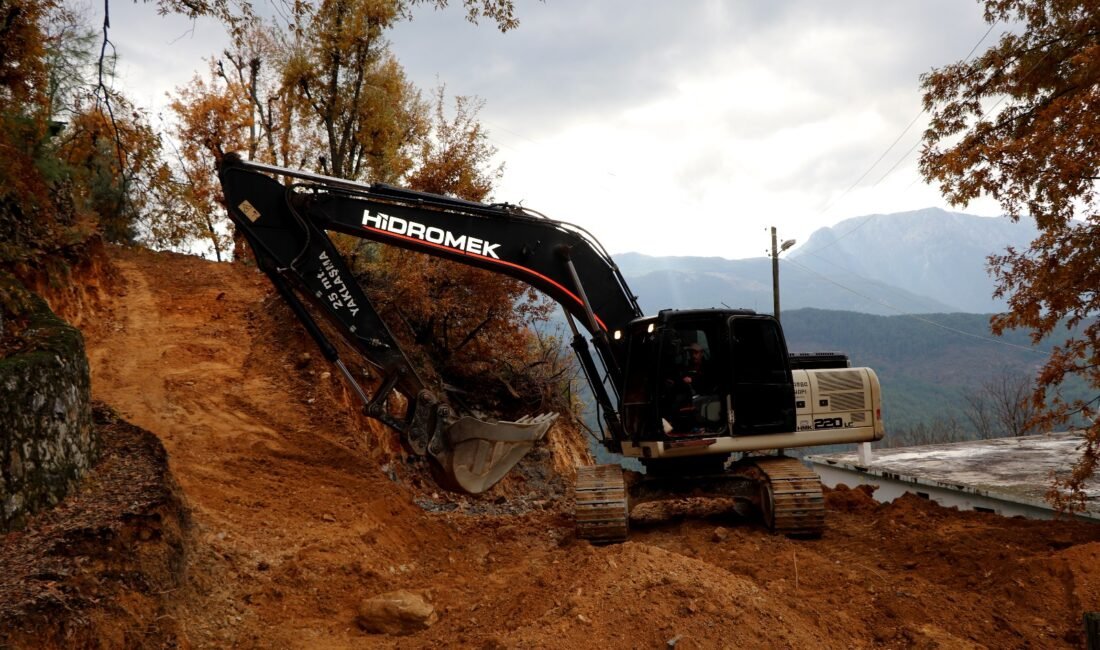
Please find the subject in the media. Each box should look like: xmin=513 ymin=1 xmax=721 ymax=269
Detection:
xmin=351 ymin=87 xmax=559 ymax=410
xmin=920 ymin=1 xmax=1100 ymax=222
xmin=171 ymin=76 xmax=253 ymax=163
xmin=0 ymin=0 xmax=58 ymax=216
xmin=0 ymin=0 xmax=55 ymax=113
xmin=50 ymin=96 xmax=172 ymax=244
xmin=362 ymin=244 xmax=563 ymax=416
xmin=266 ymin=0 xmax=434 ymax=182
xmin=161 ymin=0 xmax=553 ymax=413
xmin=2 ymin=0 xmax=172 ymax=254
xmin=166 ymin=30 xmax=299 ymax=260
xmin=405 ymin=89 xmax=500 ymax=202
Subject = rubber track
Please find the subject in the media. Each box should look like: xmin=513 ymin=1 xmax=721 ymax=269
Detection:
xmin=574 ymin=464 xmax=629 ymax=544
xmin=753 ymin=457 xmax=825 ymax=537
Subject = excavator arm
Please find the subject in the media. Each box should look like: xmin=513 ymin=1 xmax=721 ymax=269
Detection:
xmin=217 ymin=155 xmax=642 ymax=493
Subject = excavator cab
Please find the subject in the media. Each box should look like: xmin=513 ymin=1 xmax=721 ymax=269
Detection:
xmin=621 ymin=310 xmax=796 ymax=441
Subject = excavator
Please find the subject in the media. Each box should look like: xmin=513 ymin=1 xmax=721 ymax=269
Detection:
xmin=217 ymin=154 xmax=884 ymax=541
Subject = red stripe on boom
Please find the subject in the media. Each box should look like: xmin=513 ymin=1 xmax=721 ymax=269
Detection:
xmin=361 ymin=226 xmax=609 ymax=332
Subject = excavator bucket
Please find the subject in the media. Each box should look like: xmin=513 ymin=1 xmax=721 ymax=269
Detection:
xmin=433 ymin=413 xmax=559 ymax=494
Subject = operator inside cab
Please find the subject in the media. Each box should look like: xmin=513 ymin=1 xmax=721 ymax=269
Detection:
xmin=661 ymin=331 xmax=723 ymax=436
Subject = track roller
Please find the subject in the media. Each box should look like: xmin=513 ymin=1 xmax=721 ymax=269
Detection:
xmin=574 ymin=464 xmax=629 ymax=544
xmin=750 ymin=456 xmax=825 ymax=537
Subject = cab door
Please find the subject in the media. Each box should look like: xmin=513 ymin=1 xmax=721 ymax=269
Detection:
xmin=728 ymin=316 xmax=796 ymax=435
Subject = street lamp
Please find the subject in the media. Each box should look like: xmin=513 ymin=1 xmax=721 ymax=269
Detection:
xmin=770 ymin=227 xmax=796 ymax=323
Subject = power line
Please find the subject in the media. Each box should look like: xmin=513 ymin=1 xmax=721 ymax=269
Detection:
xmin=798 ymin=20 xmax=999 ymax=259
xmin=796 ymin=138 xmax=931 ymax=263
xmin=872 ymin=137 xmax=924 ymax=187
xmin=795 ymin=12 xmax=1068 ymax=277
xmin=779 ymin=20 xmax=1082 ymax=359
xmin=816 ymin=108 xmax=927 ymax=219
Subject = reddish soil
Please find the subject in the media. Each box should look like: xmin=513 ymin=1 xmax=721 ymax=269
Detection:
xmin=4 ymin=245 xmax=1100 ymax=648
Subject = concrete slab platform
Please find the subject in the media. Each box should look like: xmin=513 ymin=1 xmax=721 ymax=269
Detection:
xmin=807 ymin=432 xmax=1100 ymax=521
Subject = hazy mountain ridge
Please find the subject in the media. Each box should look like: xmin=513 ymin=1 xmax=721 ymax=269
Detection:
xmin=787 ymin=207 xmax=1040 ymax=313
xmin=618 ymin=255 xmax=957 ymax=316
xmin=613 ymin=207 xmax=1040 ymax=315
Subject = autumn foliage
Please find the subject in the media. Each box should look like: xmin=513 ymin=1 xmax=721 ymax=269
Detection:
xmin=0 ymin=0 xmax=71 ymax=264
xmin=920 ymin=0 xmax=1100 ymax=508
xmin=0 ymin=0 xmax=181 ymax=281
xmin=162 ymin=0 xmax=574 ymax=416
xmin=53 ymin=99 xmax=174 ymax=245
xmin=356 ymin=89 xmax=569 ymax=415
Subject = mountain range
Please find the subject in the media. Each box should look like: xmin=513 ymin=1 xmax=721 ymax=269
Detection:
xmin=589 ymin=207 xmax=1064 ymax=435
xmin=614 ymin=207 xmax=1040 ymax=315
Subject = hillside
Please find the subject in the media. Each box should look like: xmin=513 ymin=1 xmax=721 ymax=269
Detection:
xmin=3 ymin=245 xmax=1100 ymax=648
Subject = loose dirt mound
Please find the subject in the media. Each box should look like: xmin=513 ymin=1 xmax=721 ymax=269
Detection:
xmin=0 ymin=404 xmax=189 ymax=648
xmin=6 ymin=245 xmax=1100 ymax=648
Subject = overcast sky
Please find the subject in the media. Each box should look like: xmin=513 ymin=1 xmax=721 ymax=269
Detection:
xmin=104 ymin=0 xmax=1005 ymax=260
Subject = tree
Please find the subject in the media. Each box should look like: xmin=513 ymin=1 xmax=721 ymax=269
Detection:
xmin=165 ymin=3 xmax=430 ymax=258
xmin=0 ymin=0 xmax=57 ymax=225
xmin=405 ymin=88 xmax=499 ymax=197
xmin=149 ymin=0 xmax=520 ymax=35
xmin=53 ymin=91 xmax=176 ymax=245
xmin=282 ymin=0 xmax=427 ymax=182
xmin=167 ymin=58 xmax=258 ymax=260
xmin=42 ymin=3 xmax=96 ymax=121
xmin=214 ymin=24 xmax=300 ymax=167
xmin=161 ymin=0 xmax=567 ymax=415
xmin=962 ymin=367 xmax=1040 ymax=439
xmin=882 ymin=417 xmax=968 ymax=448
xmin=359 ymin=90 xmax=561 ymax=413
xmin=0 ymin=0 xmax=146 ymax=264
xmin=920 ymin=0 xmax=1100 ymax=510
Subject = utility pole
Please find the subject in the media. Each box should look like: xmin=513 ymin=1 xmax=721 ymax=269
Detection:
xmin=770 ymin=227 xmax=796 ymax=323
xmin=771 ymin=227 xmax=780 ymax=322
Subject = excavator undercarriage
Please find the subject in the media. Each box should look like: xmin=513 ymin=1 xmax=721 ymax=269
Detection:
xmin=575 ymin=456 xmax=825 ymax=543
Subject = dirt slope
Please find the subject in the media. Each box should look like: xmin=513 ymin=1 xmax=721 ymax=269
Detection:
xmin=42 ymin=246 xmax=1100 ymax=646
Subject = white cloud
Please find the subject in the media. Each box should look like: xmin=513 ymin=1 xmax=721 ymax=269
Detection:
xmin=102 ymin=3 xmax=228 ymax=116
xmin=100 ymin=0 xmax=1008 ymax=259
